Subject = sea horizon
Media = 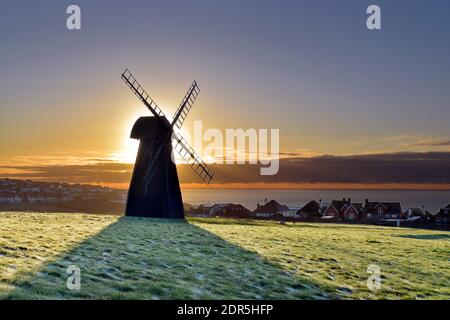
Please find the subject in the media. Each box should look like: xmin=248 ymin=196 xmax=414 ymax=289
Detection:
xmin=181 ymin=188 xmax=450 ymax=212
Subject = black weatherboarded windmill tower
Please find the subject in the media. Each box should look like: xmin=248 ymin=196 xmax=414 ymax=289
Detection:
xmin=121 ymin=69 xmax=214 ymax=219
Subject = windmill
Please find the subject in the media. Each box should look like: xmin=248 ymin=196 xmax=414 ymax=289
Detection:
xmin=121 ymin=68 xmax=214 ymax=219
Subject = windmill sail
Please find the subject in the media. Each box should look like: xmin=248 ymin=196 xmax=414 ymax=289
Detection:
xmin=172 ymin=81 xmax=200 ymax=129
xmin=121 ymin=69 xmax=166 ymax=118
xmin=121 ymin=68 xmax=214 ymax=186
xmin=172 ymin=134 xmax=214 ymax=184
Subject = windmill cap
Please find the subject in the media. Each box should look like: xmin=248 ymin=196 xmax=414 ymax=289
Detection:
xmin=130 ymin=116 xmax=172 ymax=140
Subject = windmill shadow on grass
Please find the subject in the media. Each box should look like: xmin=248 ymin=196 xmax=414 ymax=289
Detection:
xmin=7 ymin=217 xmax=331 ymax=299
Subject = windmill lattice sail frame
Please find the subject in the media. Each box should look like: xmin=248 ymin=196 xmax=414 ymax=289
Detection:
xmin=121 ymin=69 xmax=165 ymax=117
xmin=173 ymin=81 xmax=200 ymax=129
xmin=121 ymin=68 xmax=214 ymax=185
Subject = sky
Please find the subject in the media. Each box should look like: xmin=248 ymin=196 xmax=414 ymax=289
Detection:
xmin=1 ymin=1 xmax=450 ymax=188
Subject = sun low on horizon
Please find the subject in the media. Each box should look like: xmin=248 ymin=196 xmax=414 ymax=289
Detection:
xmin=110 ymin=104 xmax=199 ymax=165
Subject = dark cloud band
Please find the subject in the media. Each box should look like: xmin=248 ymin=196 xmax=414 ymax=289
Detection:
xmin=2 ymin=152 xmax=450 ymax=185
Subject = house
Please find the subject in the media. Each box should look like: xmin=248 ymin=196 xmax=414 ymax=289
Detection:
xmin=322 ymin=198 xmax=349 ymax=219
xmin=208 ymin=203 xmax=233 ymax=215
xmin=0 ymin=192 xmax=23 ymax=204
xmin=59 ymin=195 xmax=75 ymax=202
xmin=323 ymin=198 xmax=362 ymax=220
xmin=253 ymin=199 xmax=289 ymax=218
xmin=188 ymin=203 xmax=212 ymax=216
xmin=435 ymin=204 xmax=450 ymax=226
xmin=341 ymin=202 xmax=364 ymax=221
xmin=363 ymin=199 xmax=403 ymax=222
xmin=404 ymin=207 xmax=433 ymax=220
xmin=296 ymin=200 xmax=321 ymax=220
xmin=281 ymin=208 xmax=301 ymax=218
xmin=397 ymin=207 xmax=433 ymax=226
xmin=26 ymin=193 xmax=59 ymax=203
xmin=209 ymin=203 xmax=253 ymax=218
xmin=322 ymin=198 xmax=364 ymax=221
xmin=405 ymin=207 xmax=426 ymax=218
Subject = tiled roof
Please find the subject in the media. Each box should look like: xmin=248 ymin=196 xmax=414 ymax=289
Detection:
xmin=330 ymin=200 xmax=350 ymax=211
xmin=363 ymin=202 xmax=402 ymax=214
xmin=253 ymin=200 xmax=289 ymax=213
xmin=297 ymin=200 xmax=320 ymax=214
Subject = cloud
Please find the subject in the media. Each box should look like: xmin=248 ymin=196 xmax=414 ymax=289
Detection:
xmin=2 ymin=152 xmax=450 ymax=185
xmin=410 ymin=138 xmax=450 ymax=147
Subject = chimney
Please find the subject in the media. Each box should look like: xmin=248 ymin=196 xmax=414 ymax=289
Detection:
xmin=257 ymin=203 xmax=260 ymax=209
xmin=342 ymin=197 xmax=346 ymax=202
xmin=365 ymin=199 xmax=369 ymax=206
xmin=348 ymin=198 xmax=352 ymax=203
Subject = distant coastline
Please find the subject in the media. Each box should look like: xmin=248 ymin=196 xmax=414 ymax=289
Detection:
xmin=180 ymin=182 xmax=450 ymax=191
xmin=1 ymin=178 xmax=449 ymax=213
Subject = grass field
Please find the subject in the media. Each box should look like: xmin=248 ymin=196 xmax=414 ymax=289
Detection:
xmin=0 ymin=212 xmax=448 ymax=299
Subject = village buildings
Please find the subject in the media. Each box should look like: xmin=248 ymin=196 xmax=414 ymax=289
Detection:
xmin=1 ymin=179 xmax=449 ymax=228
